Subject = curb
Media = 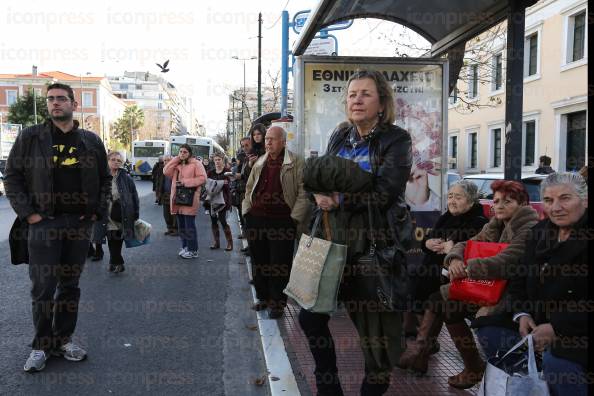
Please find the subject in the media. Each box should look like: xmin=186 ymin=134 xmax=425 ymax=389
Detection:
xmin=236 ymin=209 xmax=300 ymax=396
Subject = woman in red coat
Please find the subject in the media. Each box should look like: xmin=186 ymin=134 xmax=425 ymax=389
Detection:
xmin=163 ymin=144 xmax=207 ymax=259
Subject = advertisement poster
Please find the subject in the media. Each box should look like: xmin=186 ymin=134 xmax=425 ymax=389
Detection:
xmin=1 ymin=123 xmax=21 ymax=159
xmin=295 ymin=57 xmax=447 ymax=268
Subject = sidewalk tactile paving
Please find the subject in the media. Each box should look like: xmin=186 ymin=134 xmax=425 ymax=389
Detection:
xmin=280 ymin=302 xmax=480 ymax=395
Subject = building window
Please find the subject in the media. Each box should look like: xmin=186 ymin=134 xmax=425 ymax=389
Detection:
xmin=448 ymin=88 xmax=458 ymax=105
xmin=566 ymin=111 xmax=586 ymax=171
xmin=492 ymin=53 xmax=503 ymax=91
xmin=82 ymin=92 xmax=93 ymax=107
xmin=119 ymin=83 xmax=128 ymax=90
xmin=468 ymin=64 xmax=478 ymax=99
xmin=136 ymin=84 xmax=143 ymax=90
xmin=158 ymin=102 xmax=163 ymax=110
xmin=449 ymin=135 xmax=458 ymax=169
xmin=523 ymin=120 xmax=536 ymax=166
xmin=569 ymin=11 xmax=586 ymax=62
xmin=525 ymin=33 xmax=538 ymax=76
xmin=6 ymin=90 xmax=17 ymax=105
xmin=468 ymin=132 xmax=478 ymax=169
xmin=491 ymin=127 xmax=502 ymax=168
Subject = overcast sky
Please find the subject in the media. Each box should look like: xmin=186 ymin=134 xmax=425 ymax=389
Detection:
xmin=1 ymin=0 xmax=429 ymax=135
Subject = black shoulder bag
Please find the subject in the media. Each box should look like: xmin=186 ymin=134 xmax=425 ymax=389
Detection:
xmin=174 ymin=170 xmax=196 ymax=206
xmin=352 ymin=201 xmax=411 ymax=311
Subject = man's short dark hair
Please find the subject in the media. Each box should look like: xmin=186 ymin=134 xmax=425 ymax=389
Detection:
xmin=47 ymin=83 xmax=75 ymax=101
xmin=539 ymin=155 xmax=551 ymax=166
xmin=240 ymin=137 xmax=251 ymax=143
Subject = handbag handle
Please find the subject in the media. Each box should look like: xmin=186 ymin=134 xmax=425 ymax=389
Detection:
xmin=526 ymin=334 xmax=539 ymax=379
xmin=498 ymin=334 xmax=539 ymax=379
xmin=307 ymin=210 xmax=332 ymax=247
xmin=366 ymin=198 xmax=376 ymax=256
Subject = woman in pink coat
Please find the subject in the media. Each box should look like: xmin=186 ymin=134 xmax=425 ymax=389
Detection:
xmin=163 ymin=144 xmax=207 ymax=259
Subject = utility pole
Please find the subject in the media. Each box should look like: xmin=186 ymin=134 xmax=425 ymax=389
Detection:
xmin=257 ymin=12 xmax=262 ymax=117
xmin=32 ymin=65 xmax=38 ymax=124
xmin=231 ymin=56 xmax=256 ymax=136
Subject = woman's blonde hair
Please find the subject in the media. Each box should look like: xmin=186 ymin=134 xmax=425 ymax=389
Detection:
xmin=345 ymin=70 xmax=395 ymax=126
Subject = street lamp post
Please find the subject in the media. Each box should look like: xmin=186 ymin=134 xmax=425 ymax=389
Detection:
xmin=32 ymin=65 xmax=38 ymax=124
xmin=231 ymin=56 xmax=256 ymax=136
xmin=79 ymin=72 xmax=90 ymax=128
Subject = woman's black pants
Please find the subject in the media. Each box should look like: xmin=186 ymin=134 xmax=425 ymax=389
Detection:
xmin=106 ymin=229 xmax=124 ymax=265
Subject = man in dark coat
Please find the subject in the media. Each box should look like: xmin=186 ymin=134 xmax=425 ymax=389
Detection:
xmin=535 ymin=155 xmax=555 ymax=174
xmin=152 ymin=156 xmax=164 ymax=203
xmin=154 ymin=155 xmax=177 ymax=235
xmin=4 ymin=83 xmax=111 ymax=372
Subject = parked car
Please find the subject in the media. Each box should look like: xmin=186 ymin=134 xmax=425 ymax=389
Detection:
xmin=462 ymin=173 xmax=547 ymax=219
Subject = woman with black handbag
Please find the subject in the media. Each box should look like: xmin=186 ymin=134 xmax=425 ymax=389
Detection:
xmin=298 ymin=70 xmax=413 ymax=396
xmin=104 ymin=151 xmax=139 ymax=273
xmin=163 ymin=144 xmax=207 ymax=259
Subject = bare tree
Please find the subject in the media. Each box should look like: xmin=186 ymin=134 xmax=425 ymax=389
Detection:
xmin=380 ymin=22 xmax=507 ymax=113
xmin=214 ymin=132 xmax=230 ymax=153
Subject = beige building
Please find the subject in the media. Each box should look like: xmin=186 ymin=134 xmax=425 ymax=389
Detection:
xmin=447 ymin=0 xmax=587 ymax=175
xmin=0 ymin=71 xmax=127 ymax=147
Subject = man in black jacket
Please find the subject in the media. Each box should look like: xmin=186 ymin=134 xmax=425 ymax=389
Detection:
xmin=4 ymin=83 xmax=111 ymax=372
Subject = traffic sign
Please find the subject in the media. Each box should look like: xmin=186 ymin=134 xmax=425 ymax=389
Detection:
xmin=304 ymin=37 xmax=336 ymax=56
xmin=292 ymin=10 xmax=352 ymax=34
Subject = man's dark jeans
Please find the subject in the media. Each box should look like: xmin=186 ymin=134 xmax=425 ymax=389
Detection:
xmin=27 ymin=214 xmax=92 ymax=351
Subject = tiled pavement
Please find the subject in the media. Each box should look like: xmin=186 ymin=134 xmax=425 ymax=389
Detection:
xmin=279 ymin=302 xmax=480 ymax=396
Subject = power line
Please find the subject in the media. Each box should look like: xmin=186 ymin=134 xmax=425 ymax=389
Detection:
xmin=353 ymin=19 xmax=384 ymax=44
xmin=265 ymin=0 xmax=290 ymax=29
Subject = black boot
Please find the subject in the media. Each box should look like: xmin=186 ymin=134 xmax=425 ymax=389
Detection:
xmin=92 ymin=244 xmax=104 ymax=261
xmin=360 ymin=372 xmax=390 ymax=396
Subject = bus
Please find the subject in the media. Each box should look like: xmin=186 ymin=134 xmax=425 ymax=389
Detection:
xmin=169 ymin=135 xmax=225 ymax=159
xmin=130 ymin=139 xmax=170 ymax=179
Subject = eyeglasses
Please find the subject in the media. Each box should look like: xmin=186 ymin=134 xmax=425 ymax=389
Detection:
xmin=46 ymin=96 xmax=70 ymax=103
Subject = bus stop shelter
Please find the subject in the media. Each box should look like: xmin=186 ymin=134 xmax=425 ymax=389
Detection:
xmin=292 ymin=0 xmax=538 ymax=181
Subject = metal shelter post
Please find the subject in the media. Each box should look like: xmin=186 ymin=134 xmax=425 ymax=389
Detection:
xmin=503 ymin=2 xmax=526 ymax=181
xmin=281 ymin=11 xmax=289 ymax=116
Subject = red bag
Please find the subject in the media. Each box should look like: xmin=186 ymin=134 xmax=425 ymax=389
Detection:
xmin=448 ymin=240 xmax=510 ymax=306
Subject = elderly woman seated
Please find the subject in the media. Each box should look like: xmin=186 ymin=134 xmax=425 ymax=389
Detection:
xmin=483 ymin=172 xmax=588 ymax=396
xmin=401 ymin=180 xmax=539 ymax=389
xmin=400 ymin=180 xmax=488 ymax=374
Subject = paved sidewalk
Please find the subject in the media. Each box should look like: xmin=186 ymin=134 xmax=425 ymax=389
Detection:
xmin=279 ymin=302 xmax=480 ymax=396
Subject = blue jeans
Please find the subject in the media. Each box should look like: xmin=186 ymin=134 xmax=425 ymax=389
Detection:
xmin=176 ymin=214 xmax=197 ymax=252
xmin=476 ymin=326 xmax=587 ymax=396
xmin=542 ymin=350 xmax=587 ymax=396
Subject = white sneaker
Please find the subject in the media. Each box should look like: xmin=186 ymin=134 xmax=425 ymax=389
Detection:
xmin=178 ymin=247 xmax=188 ymax=256
xmin=24 ymin=350 xmax=48 ymax=372
xmin=52 ymin=342 xmax=87 ymax=362
xmin=180 ymin=250 xmax=198 ymax=259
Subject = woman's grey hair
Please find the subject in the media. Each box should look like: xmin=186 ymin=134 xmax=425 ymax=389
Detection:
xmin=107 ymin=151 xmax=123 ymax=160
xmin=449 ymin=179 xmax=480 ymax=204
xmin=540 ymin=172 xmax=587 ymax=200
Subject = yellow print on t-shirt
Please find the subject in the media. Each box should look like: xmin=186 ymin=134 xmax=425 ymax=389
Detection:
xmin=52 ymin=144 xmax=79 ymax=166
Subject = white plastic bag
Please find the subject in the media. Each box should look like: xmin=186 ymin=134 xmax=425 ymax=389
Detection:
xmin=478 ymin=334 xmax=550 ymax=396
